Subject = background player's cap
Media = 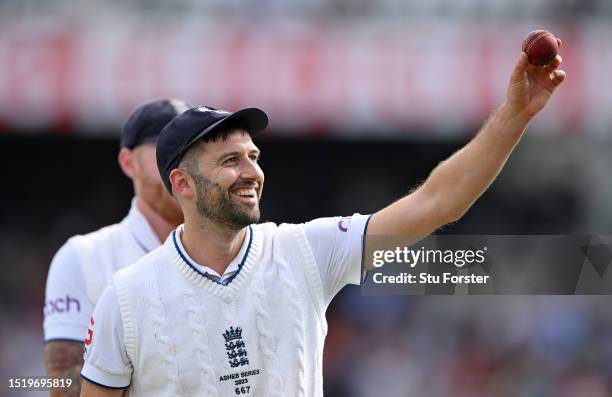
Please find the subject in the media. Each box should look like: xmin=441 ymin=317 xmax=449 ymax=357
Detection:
xmin=120 ymin=99 xmax=192 ymax=149
xmin=157 ymin=106 xmax=269 ymax=192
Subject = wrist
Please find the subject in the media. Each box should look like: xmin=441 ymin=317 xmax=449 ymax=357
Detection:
xmin=498 ymin=102 xmax=532 ymax=126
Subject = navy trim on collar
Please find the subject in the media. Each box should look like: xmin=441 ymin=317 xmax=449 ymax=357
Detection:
xmin=171 ymin=226 xmax=253 ymax=286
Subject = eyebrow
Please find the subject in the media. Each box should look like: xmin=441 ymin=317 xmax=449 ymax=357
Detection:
xmin=218 ymin=149 xmax=260 ymax=161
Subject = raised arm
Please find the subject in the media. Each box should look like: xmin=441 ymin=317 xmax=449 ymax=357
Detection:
xmin=367 ymin=48 xmax=565 ymax=241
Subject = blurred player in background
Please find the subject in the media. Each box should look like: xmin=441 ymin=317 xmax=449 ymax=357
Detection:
xmin=43 ymin=99 xmax=190 ymax=396
xmin=80 ymin=50 xmax=565 ymax=396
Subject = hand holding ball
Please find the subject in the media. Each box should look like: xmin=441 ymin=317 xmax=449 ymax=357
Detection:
xmin=521 ymin=30 xmax=559 ymax=66
xmin=508 ymin=30 xmax=566 ymax=119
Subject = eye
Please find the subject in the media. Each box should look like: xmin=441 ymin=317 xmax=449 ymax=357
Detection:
xmin=249 ymin=154 xmax=260 ymax=162
xmin=222 ymin=156 xmax=238 ymax=165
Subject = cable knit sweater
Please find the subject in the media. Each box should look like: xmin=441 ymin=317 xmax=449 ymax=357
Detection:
xmin=112 ymin=222 xmax=328 ymax=397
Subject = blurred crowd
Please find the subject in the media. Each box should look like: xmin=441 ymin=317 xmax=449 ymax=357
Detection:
xmin=1 ymin=136 xmax=611 ymax=396
xmin=1 ymin=0 xmax=611 ymax=20
xmin=325 ymin=293 xmax=612 ymax=397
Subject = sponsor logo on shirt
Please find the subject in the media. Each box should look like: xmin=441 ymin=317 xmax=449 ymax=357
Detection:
xmin=85 ymin=317 xmax=94 ymax=346
xmin=83 ymin=317 xmax=94 ymax=357
xmin=44 ymin=295 xmax=81 ymax=316
xmin=337 ymin=216 xmax=351 ymax=232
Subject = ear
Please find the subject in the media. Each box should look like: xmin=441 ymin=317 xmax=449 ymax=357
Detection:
xmin=169 ymin=168 xmax=195 ymax=199
xmin=118 ymin=147 xmax=138 ymax=180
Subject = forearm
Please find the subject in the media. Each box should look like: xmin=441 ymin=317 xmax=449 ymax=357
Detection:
xmin=424 ymin=103 xmax=530 ymax=221
xmin=43 ymin=341 xmax=84 ymax=397
xmin=368 ymin=51 xmax=564 ymax=238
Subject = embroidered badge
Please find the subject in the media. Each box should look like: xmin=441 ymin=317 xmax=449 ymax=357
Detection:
xmin=223 ymin=326 xmax=249 ymax=368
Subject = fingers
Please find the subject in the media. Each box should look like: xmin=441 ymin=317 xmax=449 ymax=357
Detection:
xmin=551 ymin=69 xmax=566 ymax=87
xmin=510 ymin=52 xmax=529 ymax=84
xmin=546 ymin=55 xmax=565 ymax=88
xmin=557 ymin=37 xmax=563 ymax=48
xmin=546 ymin=55 xmax=562 ymax=73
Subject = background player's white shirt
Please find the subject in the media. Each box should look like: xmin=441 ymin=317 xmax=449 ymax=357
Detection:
xmin=43 ymin=199 xmax=160 ymax=342
xmin=81 ymin=214 xmax=371 ymax=388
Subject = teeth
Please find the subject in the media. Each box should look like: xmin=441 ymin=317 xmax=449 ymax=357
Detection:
xmin=234 ymin=188 xmax=256 ymax=197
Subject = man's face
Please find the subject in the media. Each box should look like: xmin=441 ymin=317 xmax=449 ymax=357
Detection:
xmin=132 ymin=143 xmax=184 ymax=225
xmin=189 ymin=130 xmax=264 ymax=230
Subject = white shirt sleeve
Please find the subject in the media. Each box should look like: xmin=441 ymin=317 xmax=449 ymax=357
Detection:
xmin=303 ymin=213 xmax=372 ymax=305
xmin=44 ymin=240 xmax=95 ymax=342
xmin=81 ymin=285 xmax=132 ymax=389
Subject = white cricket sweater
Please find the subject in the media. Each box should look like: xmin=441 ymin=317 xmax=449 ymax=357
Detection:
xmin=112 ymin=221 xmax=342 ymax=397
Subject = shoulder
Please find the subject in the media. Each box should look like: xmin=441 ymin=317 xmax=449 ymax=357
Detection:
xmin=251 ymin=221 xmax=310 ymax=248
xmin=68 ymin=221 xmax=127 ymax=252
xmin=46 ymin=239 xmax=87 ymax=295
xmin=112 ymin=244 xmax=166 ymax=285
xmin=251 ymin=221 xmax=279 ymax=235
xmin=48 ymin=238 xmax=81 ymax=272
xmin=251 ymin=215 xmax=371 ymax=245
xmin=253 ymin=221 xmax=308 ymax=236
xmin=51 ymin=224 xmax=123 ymax=270
xmin=68 ymin=219 xmax=143 ymax=278
xmin=62 ymin=222 xmax=130 ymax=272
xmin=47 ymin=232 xmax=106 ymax=285
xmin=252 ymin=219 xmax=361 ymax=246
xmin=301 ymin=214 xmax=372 ymax=244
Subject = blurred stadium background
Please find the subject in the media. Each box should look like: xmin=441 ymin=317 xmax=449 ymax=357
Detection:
xmin=2 ymin=0 xmax=612 ymax=395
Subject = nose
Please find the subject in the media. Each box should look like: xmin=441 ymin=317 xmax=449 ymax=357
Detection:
xmin=239 ymin=156 xmax=264 ymax=183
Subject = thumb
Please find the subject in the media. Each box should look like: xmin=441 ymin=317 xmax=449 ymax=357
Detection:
xmin=510 ymin=52 xmax=529 ymax=84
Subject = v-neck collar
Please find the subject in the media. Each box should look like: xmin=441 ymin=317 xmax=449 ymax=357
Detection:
xmin=166 ymin=225 xmax=261 ymax=303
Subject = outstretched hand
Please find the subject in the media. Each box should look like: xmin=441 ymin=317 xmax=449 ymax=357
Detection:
xmin=506 ymin=38 xmax=566 ymax=120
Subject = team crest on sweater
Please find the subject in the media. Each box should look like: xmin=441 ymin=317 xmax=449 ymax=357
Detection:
xmin=223 ymin=326 xmax=249 ymax=368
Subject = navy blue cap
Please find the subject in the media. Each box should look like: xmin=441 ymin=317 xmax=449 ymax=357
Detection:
xmin=121 ymin=99 xmax=191 ymax=149
xmin=157 ymin=106 xmax=268 ymax=192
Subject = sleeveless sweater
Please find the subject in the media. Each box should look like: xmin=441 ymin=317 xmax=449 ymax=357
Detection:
xmin=113 ymin=222 xmax=328 ymax=397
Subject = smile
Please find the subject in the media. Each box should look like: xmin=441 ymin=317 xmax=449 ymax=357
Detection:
xmin=231 ymin=187 xmax=258 ymax=203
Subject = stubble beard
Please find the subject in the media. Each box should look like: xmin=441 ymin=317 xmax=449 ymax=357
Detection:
xmin=192 ymin=173 xmax=261 ymax=230
xmin=140 ymin=175 xmax=184 ymax=226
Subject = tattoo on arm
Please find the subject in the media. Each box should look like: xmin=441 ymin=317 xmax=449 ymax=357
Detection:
xmin=43 ymin=341 xmax=84 ymax=397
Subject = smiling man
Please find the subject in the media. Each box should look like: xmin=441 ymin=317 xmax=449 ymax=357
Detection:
xmin=80 ymin=50 xmax=565 ymax=396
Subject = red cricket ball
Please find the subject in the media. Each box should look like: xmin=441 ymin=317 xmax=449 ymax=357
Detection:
xmin=522 ymin=30 xmax=559 ymax=66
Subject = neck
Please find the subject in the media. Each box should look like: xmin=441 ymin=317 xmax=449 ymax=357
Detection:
xmin=135 ymin=196 xmax=177 ymax=243
xmin=182 ymin=216 xmax=247 ymax=276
